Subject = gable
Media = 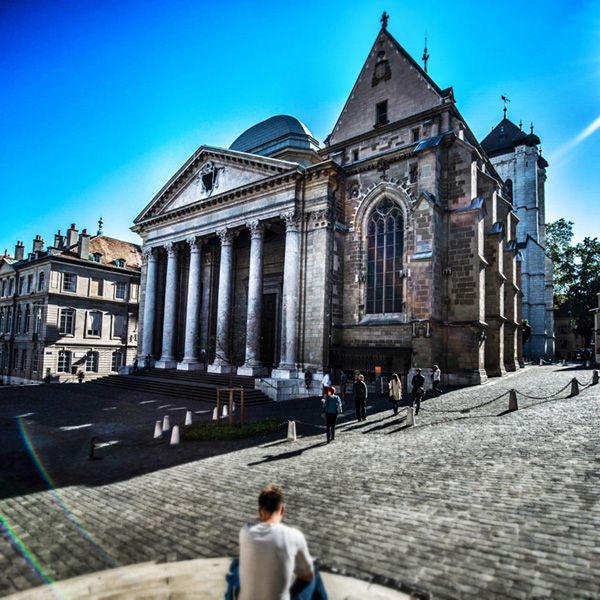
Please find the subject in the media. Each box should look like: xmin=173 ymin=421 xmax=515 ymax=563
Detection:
xmin=328 ymin=29 xmax=443 ymax=147
xmin=134 ymin=147 xmax=297 ymax=223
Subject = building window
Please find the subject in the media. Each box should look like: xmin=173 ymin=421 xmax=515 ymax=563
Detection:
xmin=6 ymin=308 xmax=12 ymax=333
xmin=352 ymin=149 xmax=360 ymax=162
xmin=115 ymin=258 xmax=126 ymax=268
xmin=1 ymin=280 xmax=5 ymax=297
xmin=0 ymin=308 xmax=3 ymax=332
xmin=27 ymin=274 xmax=34 ymax=293
xmin=62 ymin=273 xmax=77 ymax=293
xmin=366 ymin=198 xmax=405 ymax=314
xmin=16 ymin=307 xmax=23 ymax=334
xmin=111 ymin=351 xmax=123 ymax=372
xmin=85 ymin=351 xmax=99 ymax=373
xmin=112 ymin=314 xmax=126 ymax=338
xmin=38 ymin=272 xmax=46 ymax=291
xmin=114 ymin=281 xmax=127 ymax=300
xmin=8 ymin=279 xmax=14 ymax=296
xmin=59 ymin=308 xmax=75 ymax=335
xmin=33 ymin=306 xmax=42 ymax=334
xmin=90 ymin=277 xmax=104 ymax=297
xmin=375 ymin=100 xmax=388 ymax=127
xmin=411 ymin=127 xmax=420 ymax=143
xmin=24 ymin=305 xmax=31 ymax=333
xmin=87 ymin=311 xmax=102 ymax=337
xmin=20 ymin=349 xmax=27 ymax=371
xmin=13 ymin=348 xmax=18 ymax=370
xmin=91 ymin=253 xmax=102 ymax=263
xmin=409 ymin=163 xmax=418 ymax=184
xmin=57 ymin=350 xmax=71 ymax=373
xmin=32 ymin=350 xmax=40 ymax=372
xmin=19 ymin=277 xmax=25 ymax=295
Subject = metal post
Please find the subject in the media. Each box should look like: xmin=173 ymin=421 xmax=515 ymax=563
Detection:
xmin=228 ymin=389 xmax=233 ymax=426
xmin=216 ymin=388 xmax=221 ymax=423
xmin=241 ymin=388 xmax=245 ymax=426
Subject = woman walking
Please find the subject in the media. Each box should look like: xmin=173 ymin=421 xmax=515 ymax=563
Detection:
xmin=322 ymin=386 xmax=342 ymax=443
xmin=388 ymin=373 xmax=402 ymax=415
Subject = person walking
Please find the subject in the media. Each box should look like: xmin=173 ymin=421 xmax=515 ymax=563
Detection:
xmin=388 ymin=372 xmax=402 ymax=415
xmin=431 ymin=365 xmax=442 ymax=396
xmin=132 ymin=357 xmax=139 ymax=375
xmin=353 ymin=373 xmax=368 ymax=421
xmin=321 ymin=370 xmax=332 ymax=399
xmin=411 ymin=368 xmax=425 ymax=415
xmin=322 ymin=386 xmax=342 ymax=443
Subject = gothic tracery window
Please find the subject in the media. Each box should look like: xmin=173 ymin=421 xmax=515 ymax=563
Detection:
xmin=366 ymin=198 xmax=404 ymax=314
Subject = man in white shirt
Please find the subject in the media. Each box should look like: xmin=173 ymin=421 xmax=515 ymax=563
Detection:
xmin=431 ymin=364 xmax=442 ymax=397
xmin=226 ymin=485 xmax=328 ymax=600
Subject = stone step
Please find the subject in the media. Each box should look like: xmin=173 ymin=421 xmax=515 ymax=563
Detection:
xmin=138 ymin=368 xmax=256 ymax=389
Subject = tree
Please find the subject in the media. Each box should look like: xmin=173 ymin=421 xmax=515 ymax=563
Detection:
xmin=546 ymin=219 xmax=600 ymax=345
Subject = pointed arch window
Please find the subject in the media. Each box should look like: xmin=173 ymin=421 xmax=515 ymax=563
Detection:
xmin=366 ymin=198 xmax=405 ymax=314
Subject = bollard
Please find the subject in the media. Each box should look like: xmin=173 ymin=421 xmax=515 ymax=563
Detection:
xmin=232 ymin=401 xmax=236 ymax=413
xmin=508 ymin=389 xmax=518 ymax=412
xmin=562 ymin=359 xmax=566 ymax=366
xmin=222 ymin=404 xmax=228 ymax=418
xmin=539 ymin=358 xmax=543 ymax=366
xmin=406 ymin=406 xmax=415 ymax=427
xmin=162 ymin=415 xmax=170 ymax=432
xmin=153 ymin=420 xmax=162 ymax=438
xmin=593 ymin=370 xmax=599 ymax=385
xmin=570 ymin=378 xmax=580 ymax=397
xmin=88 ymin=436 xmax=97 ymax=460
xmin=287 ymin=420 xmax=297 ymax=442
xmin=170 ymin=425 xmax=180 ymax=445
xmin=185 ymin=410 xmax=192 ymax=426
xmin=585 ymin=360 xmax=590 ymax=368
xmin=212 ymin=407 xmax=218 ymax=420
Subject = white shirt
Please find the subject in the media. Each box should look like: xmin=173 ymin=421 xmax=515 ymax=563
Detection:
xmin=433 ymin=369 xmax=441 ymax=382
xmin=322 ymin=373 xmax=332 ymax=387
xmin=239 ymin=522 xmax=313 ymax=600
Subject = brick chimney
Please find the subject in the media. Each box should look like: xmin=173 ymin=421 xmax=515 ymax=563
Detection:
xmin=77 ymin=229 xmax=91 ymax=258
xmin=66 ymin=223 xmax=78 ymax=248
xmin=32 ymin=234 xmax=44 ymax=253
xmin=14 ymin=241 xmax=25 ymax=261
xmin=53 ymin=230 xmax=64 ymax=249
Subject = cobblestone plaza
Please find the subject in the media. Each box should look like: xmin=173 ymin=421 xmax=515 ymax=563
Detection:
xmin=1 ymin=365 xmax=599 ymax=599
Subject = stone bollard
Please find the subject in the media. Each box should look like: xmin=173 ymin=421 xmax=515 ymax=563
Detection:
xmin=162 ymin=415 xmax=170 ymax=432
xmin=570 ymin=378 xmax=580 ymax=397
xmin=585 ymin=360 xmax=590 ymax=368
xmin=593 ymin=370 xmax=599 ymax=385
xmin=562 ymin=359 xmax=566 ymax=366
xmin=222 ymin=404 xmax=228 ymax=418
xmin=406 ymin=406 xmax=415 ymax=427
xmin=539 ymin=358 xmax=544 ymax=366
xmin=508 ymin=390 xmax=518 ymax=412
xmin=153 ymin=420 xmax=162 ymax=438
xmin=170 ymin=425 xmax=180 ymax=445
xmin=212 ymin=407 xmax=218 ymax=420
xmin=287 ymin=420 xmax=296 ymax=442
xmin=185 ymin=410 xmax=192 ymax=426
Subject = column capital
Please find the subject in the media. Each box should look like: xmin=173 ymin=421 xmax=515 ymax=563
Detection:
xmin=246 ymin=219 xmax=265 ymax=239
xmin=282 ymin=210 xmax=301 ymax=232
xmin=216 ymin=227 xmax=234 ymax=246
xmin=164 ymin=241 xmax=178 ymax=257
xmin=186 ymin=236 xmax=202 ymax=252
xmin=142 ymin=247 xmax=157 ymax=263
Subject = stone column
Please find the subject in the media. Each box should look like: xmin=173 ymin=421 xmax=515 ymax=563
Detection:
xmin=273 ymin=211 xmax=301 ymax=378
xmin=208 ymin=228 xmax=236 ymax=374
xmin=156 ymin=242 xmax=179 ymax=369
xmin=140 ymin=247 xmax=157 ymax=359
xmin=238 ymin=220 xmax=267 ymax=377
xmin=179 ymin=237 xmax=203 ymax=370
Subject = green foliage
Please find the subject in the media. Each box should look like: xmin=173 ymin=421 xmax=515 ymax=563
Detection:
xmin=182 ymin=419 xmax=280 ymax=441
xmin=546 ymin=219 xmax=600 ymax=345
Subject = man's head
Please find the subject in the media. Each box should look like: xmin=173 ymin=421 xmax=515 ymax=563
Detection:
xmin=258 ymin=484 xmax=285 ymax=522
xmin=356 ymin=373 xmax=364 ymax=381
xmin=416 ymin=368 xmax=422 ymax=374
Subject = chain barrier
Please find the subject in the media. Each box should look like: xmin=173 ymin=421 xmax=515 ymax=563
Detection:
xmin=510 ymin=380 xmax=572 ymax=401
xmin=422 ymin=390 xmax=510 ymax=414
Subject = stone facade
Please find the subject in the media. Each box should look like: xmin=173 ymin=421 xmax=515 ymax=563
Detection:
xmin=592 ymin=293 xmax=600 ymax=364
xmin=133 ymin=20 xmax=523 ymax=396
xmin=0 ymin=226 xmax=141 ymax=384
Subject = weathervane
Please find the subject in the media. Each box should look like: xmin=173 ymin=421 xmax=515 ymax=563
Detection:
xmin=97 ymin=216 xmax=104 ymax=236
xmin=422 ymin=34 xmax=430 ymax=73
xmin=501 ymin=95 xmax=510 ymax=119
xmin=380 ymin=11 xmax=389 ymax=29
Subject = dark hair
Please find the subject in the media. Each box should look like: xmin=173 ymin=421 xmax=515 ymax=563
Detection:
xmin=392 ymin=373 xmax=400 ymax=382
xmin=416 ymin=368 xmax=422 ymax=373
xmin=258 ymin=485 xmax=284 ymax=514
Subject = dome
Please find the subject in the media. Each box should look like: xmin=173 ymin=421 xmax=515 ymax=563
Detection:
xmin=230 ymin=115 xmax=320 ymax=158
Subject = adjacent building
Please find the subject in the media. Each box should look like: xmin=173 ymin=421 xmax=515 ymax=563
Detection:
xmin=133 ymin=16 xmax=525 ymax=398
xmin=0 ymin=224 xmax=141 ymax=384
xmin=592 ymin=293 xmax=600 ymax=364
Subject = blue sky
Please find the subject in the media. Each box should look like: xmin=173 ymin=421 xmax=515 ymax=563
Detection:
xmin=1 ymin=0 xmax=598 ymax=253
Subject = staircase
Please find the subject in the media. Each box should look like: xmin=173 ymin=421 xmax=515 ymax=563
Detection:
xmin=87 ymin=369 xmax=273 ymax=406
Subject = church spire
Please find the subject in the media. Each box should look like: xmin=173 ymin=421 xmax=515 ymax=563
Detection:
xmin=380 ymin=11 xmax=389 ymax=29
xmin=422 ymin=34 xmax=430 ymax=73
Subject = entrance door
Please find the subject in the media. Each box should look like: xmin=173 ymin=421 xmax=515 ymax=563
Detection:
xmin=260 ymin=293 xmax=278 ymax=368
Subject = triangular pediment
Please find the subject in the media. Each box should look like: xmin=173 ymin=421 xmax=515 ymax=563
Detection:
xmin=134 ymin=146 xmax=298 ymax=224
xmin=327 ymin=28 xmax=445 ymax=147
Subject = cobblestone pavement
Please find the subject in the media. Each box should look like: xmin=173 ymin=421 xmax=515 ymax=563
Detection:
xmin=1 ymin=365 xmax=599 ymax=599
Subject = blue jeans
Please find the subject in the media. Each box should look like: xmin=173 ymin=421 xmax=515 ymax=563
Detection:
xmin=225 ymin=558 xmax=328 ymax=600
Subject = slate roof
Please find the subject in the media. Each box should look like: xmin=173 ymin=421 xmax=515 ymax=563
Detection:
xmin=481 ymin=118 xmax=541 ymax=157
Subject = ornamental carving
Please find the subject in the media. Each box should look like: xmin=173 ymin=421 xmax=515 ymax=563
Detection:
xmin=217 ymin=227 xmax=234 ymax=245
xmin=309 ymin=209 xmax=334 ymax=229
xmin=196 ymin=161 xmax=224 ymax=197
xmin=282 ymin=210 xmax=301 ymax=232
xmin=164 ymin=241 xmax=178 ymax=257
xmin=246 ymin=220 xmax=265 ymax=239
xmin=142 ymin=247 xmax=157 ymax=263
xmin=186 ymin=236 xmax=202 ymax=252
xmin=371 ymin=50 xmax=391 ymax=87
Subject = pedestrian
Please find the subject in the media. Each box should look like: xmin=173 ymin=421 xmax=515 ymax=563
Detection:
xmin=411 ymin=368 xmax=425 ymax=415
xmin=321 ymin=370 xmax=332 ymax=399
xmin=353 ymin=373 xmax=368 ymax=421
xmin=322 ymin=385 xmax=343 ymax=443
xmin=304 ymin=368 xmax=313 ymax=390
xmin=144 ymin=354 xmax=151 ymax=371
xmin=77 ymin=370 xmax=85 ymax=384
xmin=225 ymin=484 xmax=329 ymax=600
xmin=132 ymin=357 xmax=138 ymax=374
xmin=431 ymin=364 xmax=442 ymax=396
xmin=388 ymin=372 xmax=402 ymax=415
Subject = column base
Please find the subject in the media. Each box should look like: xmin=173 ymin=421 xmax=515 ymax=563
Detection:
xmin=177 ymin=360 xmax=205 ymax=371
xmin=207 ymin=363 xmax=236 ymax=374
xmin=271 ymin=366 xmax=298 ymax=379
xmin=155 ymin=359 xmax=178 ymax=369
xmin=237 ymin=365 xmax=268 ymax=377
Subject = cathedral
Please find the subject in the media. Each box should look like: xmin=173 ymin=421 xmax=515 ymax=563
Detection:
xmin=133 ymin=14 xmax=552 ymax=399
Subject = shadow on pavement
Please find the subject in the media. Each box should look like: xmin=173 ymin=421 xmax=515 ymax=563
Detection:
xmin=247 ymin=441 xmax=328 ymax=466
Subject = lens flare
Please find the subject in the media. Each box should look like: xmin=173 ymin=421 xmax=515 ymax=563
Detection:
xmin=551 ymin=115 xmax=600 ymax=161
